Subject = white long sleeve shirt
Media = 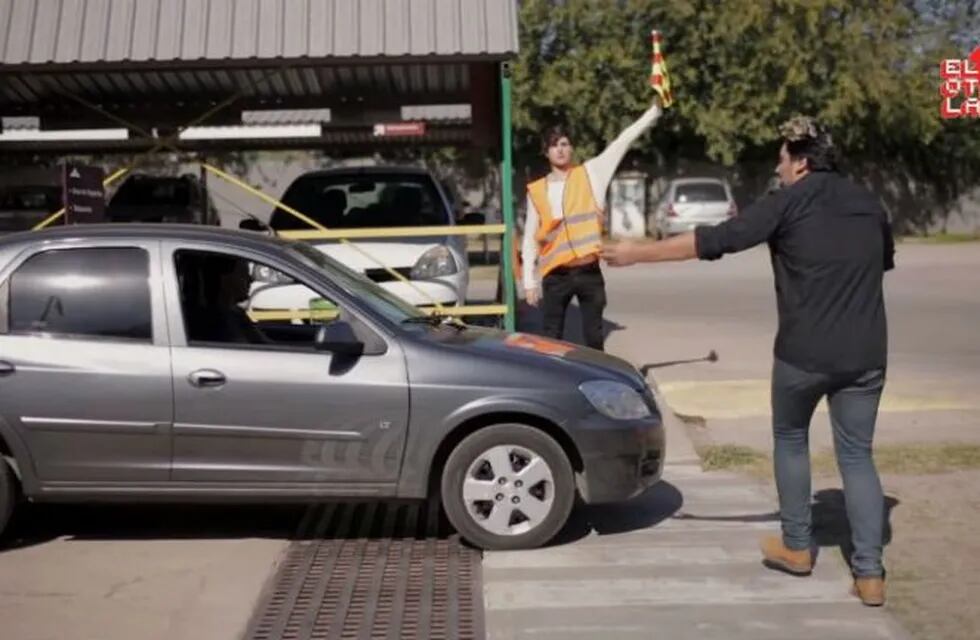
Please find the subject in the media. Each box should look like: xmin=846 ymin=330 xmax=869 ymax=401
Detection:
xmin=521 ymin=102 xmax=662 ymax=291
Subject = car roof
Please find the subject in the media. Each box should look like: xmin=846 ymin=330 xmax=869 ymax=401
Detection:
xmin=670 ymin=177 xmax=729 ymax=186
xmin=0 ymin=223 xmax=292 ymax=253
xmin=292 ymin=166 xmax=433 ymax=179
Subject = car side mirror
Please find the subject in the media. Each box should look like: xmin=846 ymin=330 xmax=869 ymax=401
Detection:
xmin=314 ymin=321 xmax=364 ymax=356
xmin=239 ymin=218 xmax=268 ymax=232
xmin=461 ymin=212 xmax=486 ymax=226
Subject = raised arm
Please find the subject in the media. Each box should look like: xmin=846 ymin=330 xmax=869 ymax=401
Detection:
xmin=584 ymin=101 xmax=663 ymax=199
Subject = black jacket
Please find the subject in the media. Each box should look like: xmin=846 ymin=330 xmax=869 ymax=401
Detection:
xmin=695 ymin=172 xmax=894 ymax=373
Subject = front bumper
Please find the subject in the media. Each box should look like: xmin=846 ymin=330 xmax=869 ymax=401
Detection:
xmin=572 ymin=411 xmax=666 ymax=504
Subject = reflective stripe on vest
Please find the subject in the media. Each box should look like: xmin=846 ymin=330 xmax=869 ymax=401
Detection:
xmin=527 ymin=166 xmax=602 ymax=279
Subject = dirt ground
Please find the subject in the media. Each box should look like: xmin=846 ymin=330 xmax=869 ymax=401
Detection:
xmin=694 ymin=439 xmax=980 ymax=640
xmin=823 ymin=469 xmax=980 ymax=640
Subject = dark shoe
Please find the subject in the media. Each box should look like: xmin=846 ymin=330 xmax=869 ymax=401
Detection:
xmin=760 ymin=534 xmax=813 ymax=576
xmin=851 ymin=577 xmax=886 ymax=606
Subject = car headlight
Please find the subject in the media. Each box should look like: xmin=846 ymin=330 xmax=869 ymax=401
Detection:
xmin=411 ymin=246 xmax=457 ymax=279
xmin=251 ymin=263 xmax=292 ymax=284
xmin=579 ymin=380 xmax=652 ymax=420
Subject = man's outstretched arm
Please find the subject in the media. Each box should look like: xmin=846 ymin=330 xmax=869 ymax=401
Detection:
xmin=601 ymin=232 xmax=697 ymax=266
xmin=601 ymin=190 xmax=788 ymax=266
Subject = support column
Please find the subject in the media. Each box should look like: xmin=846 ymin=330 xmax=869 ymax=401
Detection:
xmin=500 ymin=62 xmax=517 ymax=332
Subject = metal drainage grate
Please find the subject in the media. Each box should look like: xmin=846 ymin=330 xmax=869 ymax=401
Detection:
xmin=244 ymin=500 xmax=484 ymax=640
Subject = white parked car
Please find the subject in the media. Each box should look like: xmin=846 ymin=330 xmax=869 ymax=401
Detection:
xmin=649 ymin=177 xmax=737 ymax=238
xmin=247 ymin=167 xmax=473 ymax=311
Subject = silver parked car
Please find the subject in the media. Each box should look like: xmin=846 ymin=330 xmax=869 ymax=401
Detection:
xmin=650 ymin=177 xmax=737 ymax=238
xmin=0 ymin=225 xmax=664 ymax=550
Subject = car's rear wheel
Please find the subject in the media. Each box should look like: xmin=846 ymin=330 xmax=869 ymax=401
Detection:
xmin=0 ymin=459 xmax=17 ymax=538
xmin=441 ymin=424 xmax=575 ymax=550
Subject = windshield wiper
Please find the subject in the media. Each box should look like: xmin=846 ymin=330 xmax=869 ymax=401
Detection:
xmin=401 ymin=316 xmax=442 ymax=326
xmin=400 ymin=315 xmax=467 ymax=331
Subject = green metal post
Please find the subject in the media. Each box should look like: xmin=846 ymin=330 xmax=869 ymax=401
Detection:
xmin=500 ymin=62 xmax=517 ymax=332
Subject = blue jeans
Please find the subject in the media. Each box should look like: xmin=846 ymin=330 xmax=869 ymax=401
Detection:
xmin=771 ymin=358 xmax=886 ymax=577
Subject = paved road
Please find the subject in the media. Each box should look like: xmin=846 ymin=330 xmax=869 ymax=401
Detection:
xmin=2 ymin=242 xmax=972 ymax=640
xmin=590 ymin=242 xmax=980 ymax=450
xmin=482 ymin=399 xmax=911 ymax=640
xmin=483 ymin=242 xmax=977 ymax=639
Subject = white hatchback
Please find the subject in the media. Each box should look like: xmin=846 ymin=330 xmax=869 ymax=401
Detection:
xmin=248 ymin=167 xmax=469 ymax=311
xmin=650 ymin=177 xmax=737 ymax=238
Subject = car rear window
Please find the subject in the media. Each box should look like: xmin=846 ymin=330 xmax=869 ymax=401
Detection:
xmin=270 ymin=173 xmax=448 ymax=231
xmin=0 ymin=185 xmax=61 ymax=211
xmin=674 ymin=183 xmax=728 ymax=203
xmin=111 ymin=178 xmax=192 ymax=207
xmin=5 ymin=247 xmax=152 ymax=342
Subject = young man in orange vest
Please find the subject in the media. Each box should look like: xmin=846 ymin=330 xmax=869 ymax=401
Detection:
xmin=522 ymin=100 xmax=663 ymax=351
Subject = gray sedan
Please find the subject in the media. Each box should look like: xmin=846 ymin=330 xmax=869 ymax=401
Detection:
xmin=0 ymin=225 xmax=664 ymax=550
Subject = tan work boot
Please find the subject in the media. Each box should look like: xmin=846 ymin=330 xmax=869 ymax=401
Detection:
xmin=851 ymin=577 xmax=886 ymax=606
xmin=760 ymin=534 xmax=813 ymax=576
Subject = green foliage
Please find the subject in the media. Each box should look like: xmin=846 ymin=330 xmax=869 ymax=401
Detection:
xmin=513 ymin=0 xmax=980 ymax=222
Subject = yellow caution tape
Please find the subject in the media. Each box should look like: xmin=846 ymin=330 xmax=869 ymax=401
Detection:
xmin=280 ymin=224 xmax=505 ymax=240
xmin=247 ymin=303 xmax=508 ymax=323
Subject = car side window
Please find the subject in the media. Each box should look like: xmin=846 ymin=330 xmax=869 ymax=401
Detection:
xmin=174 ymin=249 xmax=343 ymax=350
xmin=4 ymin=247 xmax=152 ymax=342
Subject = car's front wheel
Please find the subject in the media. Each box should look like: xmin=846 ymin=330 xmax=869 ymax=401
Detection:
xmin=441 ymin=425 xmax=575 ymax=550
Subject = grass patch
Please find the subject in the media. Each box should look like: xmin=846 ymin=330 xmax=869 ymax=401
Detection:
xmin=698 ymin=445 xmax=770 ymax=474
xmin=899 ymin=233 xmax=980 ymax=244
xmin=696 ymin=443 xmax=980 ymax=477
xmin=848 ymin=444 xmax=980 ymax=475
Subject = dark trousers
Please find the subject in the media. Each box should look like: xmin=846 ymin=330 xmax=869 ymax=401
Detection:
xmin=541 ymin=262 xmax=607 ymax=351
xmin=771 ymin=358 xmax=886 ymax=577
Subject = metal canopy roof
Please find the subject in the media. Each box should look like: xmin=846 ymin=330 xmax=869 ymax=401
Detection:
xmin=0 ymin=0 xmax=518 ymax=150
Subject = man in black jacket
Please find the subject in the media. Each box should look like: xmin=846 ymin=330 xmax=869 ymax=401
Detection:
xmin=601 ymin=117 xmax=895 ymax=607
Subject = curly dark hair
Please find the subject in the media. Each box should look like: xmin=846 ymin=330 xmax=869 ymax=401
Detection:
xmin=780 ymin=116 xmax=837 ymax=172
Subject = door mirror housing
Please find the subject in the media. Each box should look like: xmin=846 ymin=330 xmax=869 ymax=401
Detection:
xmin=239 ymin=218 xmax=269 ymax=232
xmin=314 ymin=321 xmax=365 ymax=356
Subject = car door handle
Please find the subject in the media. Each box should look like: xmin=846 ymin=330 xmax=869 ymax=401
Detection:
xmin=0 ymin=360 xmax=15 ymax=376
xmin=188 ymin=369 xmax=226 ymax=388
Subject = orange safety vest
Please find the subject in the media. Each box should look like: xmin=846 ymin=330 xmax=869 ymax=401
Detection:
xmin=526 ymin=165 xmax=603 ymax=279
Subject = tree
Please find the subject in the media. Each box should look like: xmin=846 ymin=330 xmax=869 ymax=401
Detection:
xmin=513 ymin=0 xmax=980 ymax=231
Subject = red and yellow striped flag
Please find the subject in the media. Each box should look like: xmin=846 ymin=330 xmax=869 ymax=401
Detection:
xmin=649 ymin=30 xmax=674 ymax=107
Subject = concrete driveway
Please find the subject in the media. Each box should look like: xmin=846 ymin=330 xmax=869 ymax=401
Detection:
xmin=1 ymin=242 xmax=973 ymax=640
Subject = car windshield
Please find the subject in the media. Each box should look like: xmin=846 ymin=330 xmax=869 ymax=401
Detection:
xmin=0 ymin=185 xmax=61 ymax=211
xmin=288 ymin=241 xmax=427 ymax=324
xmin=0 ymin=185 xmax=62 ymax=231
xmin=111 ymin=178 xmax=192 ymax=206
xmin=270 ymin=173 xmax=449 ymax=231
xmin=674 ymin=182 xmax=728 ymax=203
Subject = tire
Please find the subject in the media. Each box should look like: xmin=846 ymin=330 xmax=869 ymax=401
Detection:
xmin=0 ymin=459 xmax=17 ymax=538
xmin=441 ymin=424 xmax=575 ymax=551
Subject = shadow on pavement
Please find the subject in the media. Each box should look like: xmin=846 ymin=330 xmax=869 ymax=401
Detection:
xmin=813 ymin=489 xmax=900 ymax=573
xmin=653 ymin=488 xmax=901 ymax=572
xmin=549 ymin=480 xmax=683 ymax=546
xmin=2 ymin=499 xmax=468 ymax=551
xmin=0 ymin=502 xmax=310 ymax=552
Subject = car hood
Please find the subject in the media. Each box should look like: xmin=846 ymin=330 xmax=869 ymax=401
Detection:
xmin=312 ymin=239 xmax=451 ymax=272
xmin=417 ymin=326 xmax=647 ymax=390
